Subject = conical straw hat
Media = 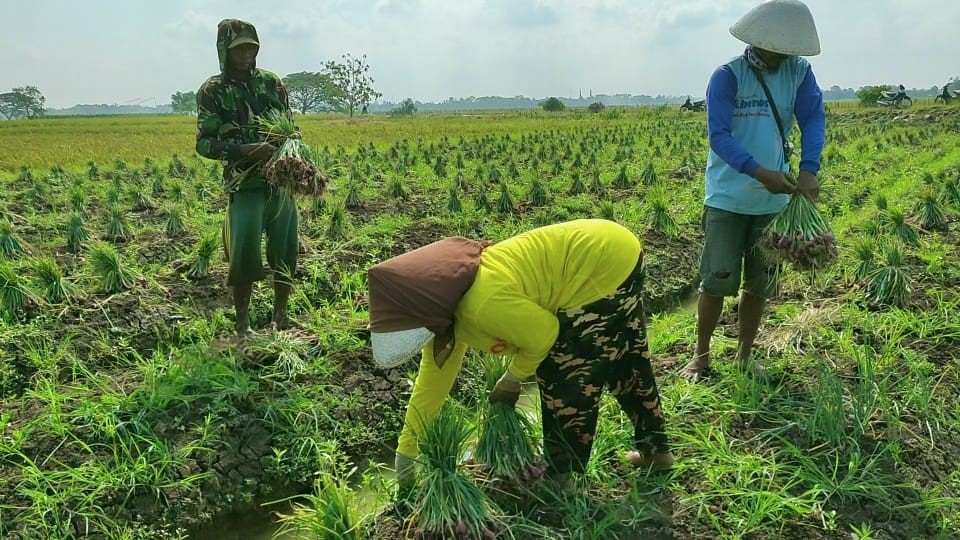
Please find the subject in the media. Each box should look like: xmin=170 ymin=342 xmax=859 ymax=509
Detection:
xmin=730 ymin=0 xmax=821 ymax=56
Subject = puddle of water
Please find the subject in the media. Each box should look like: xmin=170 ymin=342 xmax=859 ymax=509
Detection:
xmin=188 ymin=492 xmax=305 ymax=540
xmin=189 ymin=457 xmax=395 ymax=540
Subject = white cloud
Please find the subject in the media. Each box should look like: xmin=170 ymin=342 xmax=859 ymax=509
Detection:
xmin=164 ymin=10 xmax=221 ymax=35
xmin=1 ymin=0 xmax=958 ymax=107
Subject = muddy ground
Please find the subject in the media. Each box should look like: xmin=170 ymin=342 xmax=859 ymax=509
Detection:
xmin=0 ymin=212 xmax=702 ymax=539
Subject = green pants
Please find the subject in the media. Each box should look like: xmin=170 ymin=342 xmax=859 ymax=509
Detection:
xmin=222 ymin=187 xmax=299 ymax=286
xmin=699 ymin=206 xmax=778 ymax=299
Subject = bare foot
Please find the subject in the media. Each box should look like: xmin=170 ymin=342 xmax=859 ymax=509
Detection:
xmin=681 ymin=358 xmax=710 ymax=381
xmin=269 ymin=317 xmax=302 ymax=332
xmin=625 ymin=450 xmax=675 ymax=469
xmin=236 ymin=322 xmax=256 ymax=340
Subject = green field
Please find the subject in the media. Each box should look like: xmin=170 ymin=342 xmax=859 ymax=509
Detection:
xmin=1 ymin=105 xmax=959 ymax=539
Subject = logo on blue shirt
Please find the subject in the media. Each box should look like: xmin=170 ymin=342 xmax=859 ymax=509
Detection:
xmin=734 ymin=97 xmax=770 ymax=119
xmin=735 ymin=98 xmax=769 ymax=110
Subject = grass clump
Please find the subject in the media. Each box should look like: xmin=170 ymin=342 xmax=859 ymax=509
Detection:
xmin=187 ymin=232 xmax=219 ymax=280
xmin=866 ymin=242 xmax=910 ymax=307
xmin=527 ymin=177 xmax=549 ymax=206
xmin=105 ymin=205 xmax=131 ymax=242
xmin=388 ymin=176 xmax=408 ymax=200
xmin=447 ymin=185 xmax=462 ymax=214
xmin=474 ymin=185 xmax=492 ymax=213
xmin=567 ymin=171 xmax=586 ymax=195
xmin=275 ymin=472 xmax=369 ymax=540
xmin=496 ymin=182 xmax=515 ymax=214
xmin=30 ymin=256 xmax=77 ymax=304
xmin=326 ymin=203 xmax=349 ymax=240
xmin=0 ymin=260 xmax=33 ymax=320
xmin=132 ymin=188 xmax=157 ymax=211
xmin=913 ymin=189 xmax=946 ymax=232
xmin=646 ymin=191 xmax=677 ymax=237
xmin=66 ymin=213 xmax=90 ymax=252
xmin=164 ymin=206 xmax=186 ymax=238
xmin=344 ymin=180 xmax=362 ymax=208
xmin=87 ymin=241 xmax=136 ymax=294
xmin=882 ymin=208 xmax=920 ymax=247
xmin=0 ymin=221 xmax=26 ymax=258
xmin=640 ymin=163 xmax=658 ymax=185
xmin=851 ymin=238 xmax=876 ymax=281
xmin=612 ymin=164 xmax=632 ymax=189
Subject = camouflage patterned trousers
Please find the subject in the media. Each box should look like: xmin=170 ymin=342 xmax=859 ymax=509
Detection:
xmin=536 ymin=258 xmax=668 ymax=474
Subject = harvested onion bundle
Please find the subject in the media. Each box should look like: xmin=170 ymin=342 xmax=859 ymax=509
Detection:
xmin=475 ymin=356 xmax=545 ymax=483
xmin=760 ymin=193 xmax=838 ymax=271
xmin=408 ymin=405 xmax=497 ymax=540
xmin=258 ymin=110 xmax=328 ymax=197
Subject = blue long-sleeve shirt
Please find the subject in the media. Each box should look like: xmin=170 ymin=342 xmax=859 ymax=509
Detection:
xmin=704 ymin=55 xmax=826 ymax=215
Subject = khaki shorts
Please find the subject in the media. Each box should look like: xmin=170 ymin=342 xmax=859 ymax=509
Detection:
xmin=222 ymin=187 xmax=299 ymax=286
xmin=699 ymin=206 xmax=778 ymax=299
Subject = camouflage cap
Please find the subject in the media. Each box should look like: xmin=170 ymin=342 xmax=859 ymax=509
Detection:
xmin=228 ymin=28 xmax=260 ymax=49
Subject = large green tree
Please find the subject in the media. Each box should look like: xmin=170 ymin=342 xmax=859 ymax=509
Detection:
xmin=390 ymin=98 xmax=417 ymax=116
xmin=0 ymin=86 xmax=46 ymax=119
xmin=323 ymin=54 xmax=382 ymax=117
xmin=170 ymin=91 xmax=197 ymax=114
xmin=282 ymin=71 xmax=338 ymax=114
xmin=541 ymin=97 xmax=565 ymax=112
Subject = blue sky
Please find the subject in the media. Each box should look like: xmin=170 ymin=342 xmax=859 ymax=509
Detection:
xmin=2 ymin=0 xmax=958 ymax=108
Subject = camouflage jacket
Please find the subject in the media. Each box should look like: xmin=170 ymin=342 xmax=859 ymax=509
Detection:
xmin=195 ymin=19 xmax=291 ymax=192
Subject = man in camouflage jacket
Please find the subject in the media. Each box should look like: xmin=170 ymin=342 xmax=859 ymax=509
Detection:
xmin=196 ymin=19 xmax=299 ymax=337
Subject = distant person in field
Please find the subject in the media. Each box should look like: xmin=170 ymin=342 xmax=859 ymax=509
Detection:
xmin=195 ymin=19 xmax=300 ymax=337
xmin=683 ymin=0 xmax=826 ymax=379
xmin=367 ymin=219 xmax=674 ymax=495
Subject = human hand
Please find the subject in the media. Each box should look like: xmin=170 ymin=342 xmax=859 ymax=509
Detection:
xmin=488 ymin=371 xmax=522 ymax=406
xmin=395 ymin=452 xmax=416 ymax=491
xmin=796 ymin=171 xmax=820 ymax=202
xmin=240 ymin=142 xmax=277 ymax=162
xmin=753 ymin=167 xmax=797 ymax=195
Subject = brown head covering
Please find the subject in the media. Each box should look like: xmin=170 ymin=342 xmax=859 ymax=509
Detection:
xmin=368 ymin=237 xmax=488 ymax=367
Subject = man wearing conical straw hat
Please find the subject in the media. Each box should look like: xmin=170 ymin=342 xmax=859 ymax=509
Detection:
xmin=683 ymin=0 xmax=826 ymax=379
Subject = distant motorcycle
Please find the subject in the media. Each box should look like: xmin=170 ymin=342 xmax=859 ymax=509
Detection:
xmin=680 ymin=98 xmax=705 ymax=112
xmin=934 ymin=85 xmax=953 ymax=104
xmin=877 ymin=86 xmax=911 ymax=108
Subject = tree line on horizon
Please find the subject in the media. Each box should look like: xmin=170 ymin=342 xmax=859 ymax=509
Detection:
xmin=5 ymin=72 xmax=959 ymax=119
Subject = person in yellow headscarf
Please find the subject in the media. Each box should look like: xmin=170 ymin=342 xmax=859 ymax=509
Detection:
xmin=367 ymin=219 xmax=674 ymax=492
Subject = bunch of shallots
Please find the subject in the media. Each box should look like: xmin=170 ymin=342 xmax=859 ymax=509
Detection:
xmin=258 ymin=110 xmax=328 ymax=197
xmin=760 ymin=193 xmax=838 ymax=271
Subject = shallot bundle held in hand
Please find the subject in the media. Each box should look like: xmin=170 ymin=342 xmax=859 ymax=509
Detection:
xmin=760 ymin=193 xmax=839 ymax=271
xmin=258 ymin=110 xmax=328 ymax=197
xmin=475 ymin=356 xmax=545 ymax=483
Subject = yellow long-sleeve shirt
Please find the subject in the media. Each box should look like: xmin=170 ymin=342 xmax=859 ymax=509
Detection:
xmin=397 ymin=219 xmax=641 ymax=457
